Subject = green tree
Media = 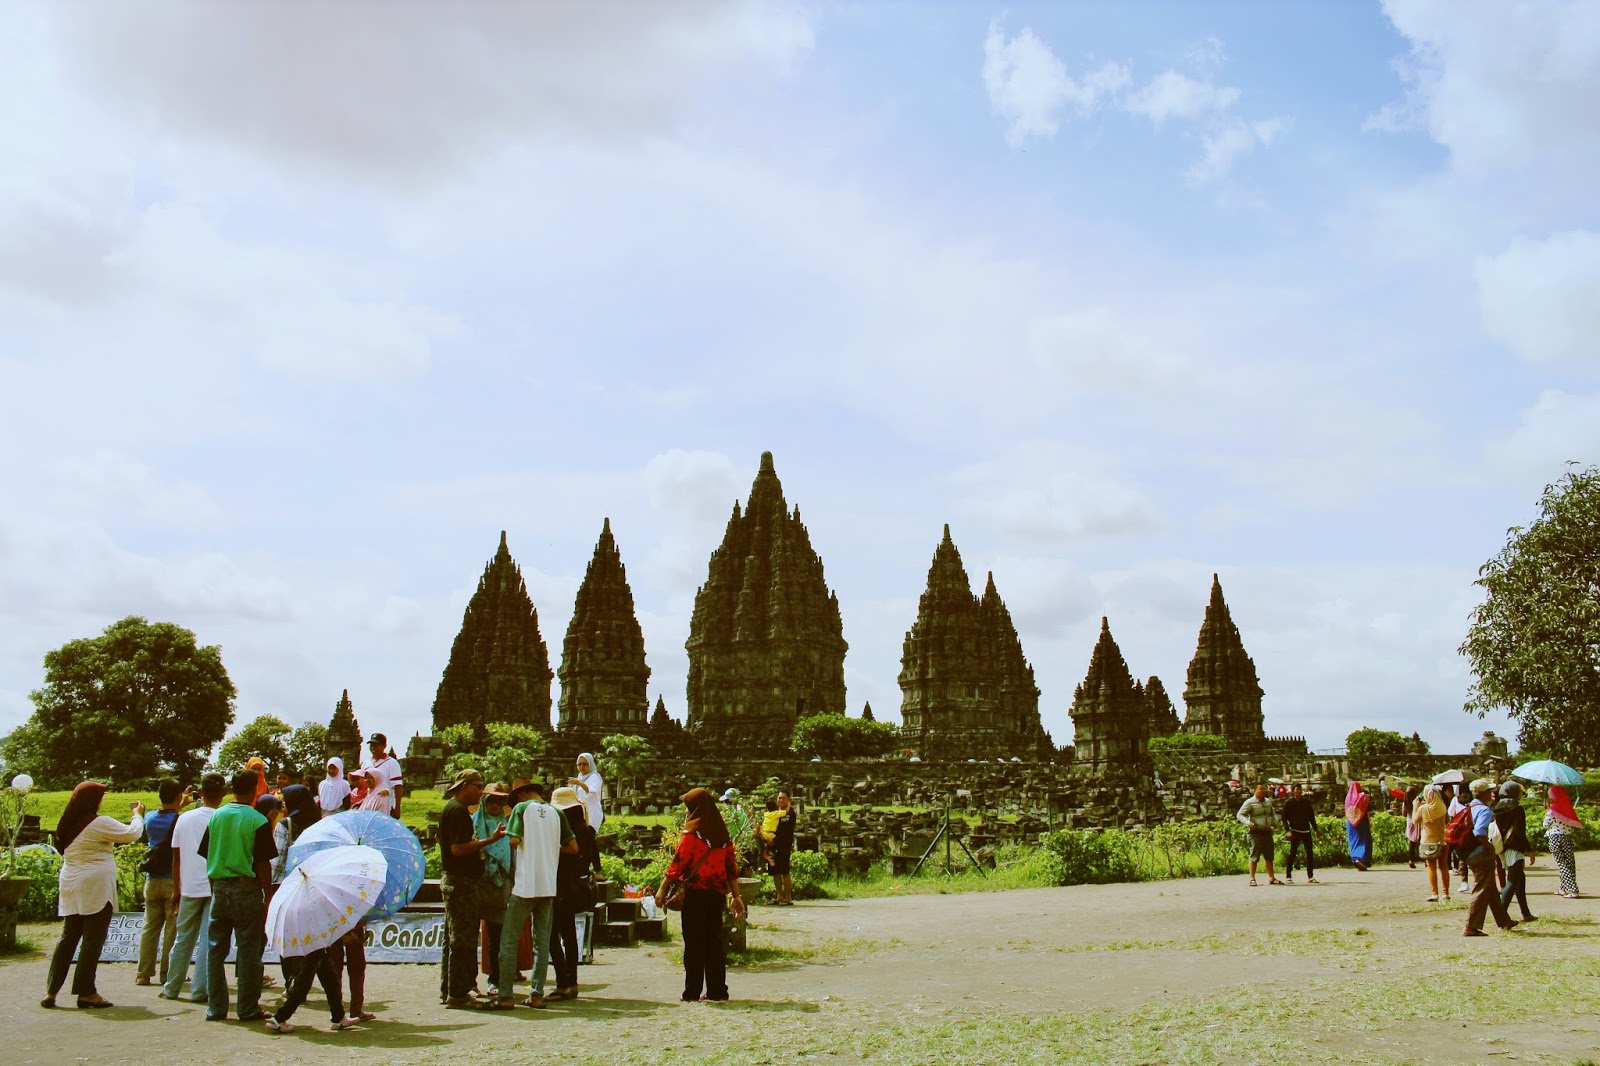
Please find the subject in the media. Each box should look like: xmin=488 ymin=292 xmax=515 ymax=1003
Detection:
xmin=1461 ymin=465 xmax=1600 ymax=763
xmin=19 ymin=616 xmax=235 ymax=784
xmin=442 ymin=722 xmax=549 ymax=785
xmin=601 ymin=733 xmax=653 ymax=793
xmin=1147 ymin=733 xmax=1230 ymax=755
xmin=286 ymin=722 xmax=329 ymax=780
xmin=791 ymin=714 xmax=900 ymax=759
xmin=1345 ymin=727 xmax=1408 ymax=758
xmin=216 ymin=715 xmax=293 ymax=776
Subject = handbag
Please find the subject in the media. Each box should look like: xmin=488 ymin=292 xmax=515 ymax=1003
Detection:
xmin=656 ymin=843 xmax=714 ymax=913
xmin=1418 ymin=841 xmax=1442 ymax=859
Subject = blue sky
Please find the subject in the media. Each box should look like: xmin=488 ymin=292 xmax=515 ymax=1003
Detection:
xmin=2 ymin=1 xmax=1597 ymax=759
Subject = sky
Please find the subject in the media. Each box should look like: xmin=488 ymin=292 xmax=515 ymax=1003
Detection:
xmin=2 ymin=1 xmax=1597 ymax=760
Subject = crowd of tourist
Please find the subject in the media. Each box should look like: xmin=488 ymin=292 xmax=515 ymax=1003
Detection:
xmin=1237 ymin=773 xmax=1583 ymax=937
xmin=39 ymin=738 xmax=772 ymax=1030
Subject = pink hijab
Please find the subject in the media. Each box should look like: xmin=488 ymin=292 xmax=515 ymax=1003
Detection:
xmin=355 ymin=763 xmax=394 ymax=815
xmin=1345 ymin=781 xmax=1369 ymax=825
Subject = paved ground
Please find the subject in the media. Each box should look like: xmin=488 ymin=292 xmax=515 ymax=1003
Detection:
xmin=5 ymin=859 xmax=1597 ymax=1065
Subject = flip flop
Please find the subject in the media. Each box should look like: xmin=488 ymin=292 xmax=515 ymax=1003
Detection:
xmin=76 ymin=998 xmax=115 ymax=1009
xmin=477 ymin=999 xmax=516 ymax=1011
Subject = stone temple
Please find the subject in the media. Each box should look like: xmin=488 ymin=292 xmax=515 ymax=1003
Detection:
xmin=898 ymin=526 xmax=1051 ymax=759
xmin=1181 ymin=574 xmax=1265 ymax=746
xmin=557 ymin=518 xmax=651 ymax=750
xmin=431 ymin=531 xmax=554 ymax=734
xmin=1069 ymin=617 xmax=1152 ymax=775
xmin=685 ymin=452 xmax=847 ymax=753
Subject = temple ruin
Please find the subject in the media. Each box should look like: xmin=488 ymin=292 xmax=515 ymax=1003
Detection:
xmin=431 ymin=531 xmax=554 ymax=733
xmin=1069 ymin=617 xmax=1152 ymax=775
xmin=1141 ymin=675 xmax=1181 ymax=737
xmin=1181 ymin=574 xmax=1265 ymax=746
xmin=684 ymin=452 xmax=847 ymax=753
xmin=897 ymin=526 xmax=1051 ymax=759
xmin=556 ymin=518 xmax=651 ymax=751
xmin=324 ymin=687 xmax=363 ymax=770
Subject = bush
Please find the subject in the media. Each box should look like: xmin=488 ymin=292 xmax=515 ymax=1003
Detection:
xmin=1148 ymin=733 xmax=1230 ymax=755
xmin=791 ymin=715 xmax=900 ymax=759
xmin=10 ymin=848 xmax=63 ymax=921
xmin=1041 ymin=829 xmax=1143 ymax=886
xmin=1346 ymin=727 xmax=1408 ymax=757
xmin=789 ymin=850 xmax=832 ymax=900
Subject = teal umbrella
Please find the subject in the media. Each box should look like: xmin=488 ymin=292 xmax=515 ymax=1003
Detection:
xmin=1512 ymin=760 xmax=1585 ymax=787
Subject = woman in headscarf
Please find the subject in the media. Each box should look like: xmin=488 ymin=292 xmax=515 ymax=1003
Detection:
xmin=1411 ymin=783 xmax=1450 ymax=901
xmin=352 ymin=763 xmax=394 ymax=816
xmin=245 ymin=757 xmax=271 ymax=804
xmin=569 ymin=753 xmax=604 ymax=831
xmin=660 ymin=788 xmax=746 ymax=1002
xmin=475 ymin=783 xmax=514 ymax=994
xmin=43 ymin=783 xmax=144 ymax=1009
xmin=1403 ymin=784 xmax=1423 ymax=868
xmin=1345 ymin=781 xmax=1373 ymax=871
xmin=1545 ymin=785 xmax=1582 ymax=898
xmin=319 ymin=757 xmax=351 ymax=815
xmin=1495 ymin=782 xmax=1536 ymax=921
xmin=547 ymin=786 xmax=603 ymax=1001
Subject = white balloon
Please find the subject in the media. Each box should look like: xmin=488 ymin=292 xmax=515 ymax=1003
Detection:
xmin=10 ymin=774 xmax=33 ymax=791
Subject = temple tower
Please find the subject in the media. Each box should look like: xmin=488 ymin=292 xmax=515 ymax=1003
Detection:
xmin=685 ymin=452 xmax=847 ymax=752
xmin=325 ymin=688 xmax=362 ymax=771
xmin=1144 ymin=675 xmax=1181 ymax=737
xmin=557 ymin=518 xmax=650 ymax=749
xmin=431 ymin=531 xmax=554 ymax=733
xmin=898 ymin=528 xmax=1047 ymax=759
xmin=1181 ymin=575 xmax=1265 ymax=746
xmin=1069 ymin=617 xmax=1151 ymax=774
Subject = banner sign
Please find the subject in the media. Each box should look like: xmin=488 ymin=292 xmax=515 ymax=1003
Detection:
xmin=97 ymin=909 xmax=590 ymax=964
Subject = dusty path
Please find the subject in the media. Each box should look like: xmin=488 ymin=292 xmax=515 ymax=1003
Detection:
xmin=5 ymin=861 xmax=1597 ymax=1065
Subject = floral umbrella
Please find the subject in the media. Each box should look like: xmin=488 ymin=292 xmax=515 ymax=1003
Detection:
xmin=266 ymin=844 xmax=387 ymax=957
xmin=286 ymin=809 xmax=425 ymax=921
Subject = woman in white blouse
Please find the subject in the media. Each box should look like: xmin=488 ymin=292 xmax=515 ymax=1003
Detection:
xmin=570 ymin=753 xmax=604 ymax=831
xmin=43 ymin=782 xmax=144 ymax=1009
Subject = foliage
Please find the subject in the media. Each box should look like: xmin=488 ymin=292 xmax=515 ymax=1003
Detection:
xmin=790 ymin=714 xmax=900 ymax=760
xmin=9 ymin=847 xmax=63 ymax=921
xmin=115 ymin=843 xmax=149 ymax=910
xmin=16 ymin=616 xmax=236 ymax=785
xmin=1041 ymin=829 xmax=1143 ymax=886
xmin=601 ymin=733 xmax=654 ymax=791
xmin=424 ymin=844 xmax=441 ymax=880
xmin=216 ymin=714 xmax=293 ymax=776
xmin=1461 ymin=464 xmax=1600 ymax=763
xmin=1345 ymin=727 xmax=1409 ymax=758
xmin=750 ymin=776 xmax=785 ymax=806
xmin=1407 ymin=731 xmax=1430 ymax=755
xmin=435 ymin=723 xmax=477 ymax=752
xmin=442 ymin=723 xmax=549 ymax=784
xmin=1147 ymin=733 xmax=1229 ymax=755
xmin=285 ymin=722 xmax=329 ymax=780
xmin=0 ymin=785 xmax=31 ymax=877
xmin=788 ymin=850 xmax=832 ymax=900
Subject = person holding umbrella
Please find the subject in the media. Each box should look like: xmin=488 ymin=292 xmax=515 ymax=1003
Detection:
xmin=1544 ymin=786 xmax=1582 ymax=898
xmin=264 ymin=845 xmax=387 ymax=1033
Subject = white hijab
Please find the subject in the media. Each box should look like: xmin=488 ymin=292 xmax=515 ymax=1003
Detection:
xmin=356 ymin=762 xmax=393 ymax=815
xmin=577 ymin=752 xmax=604 ymax=830
xmin=319 ymin=757 xmax=351 ymax=812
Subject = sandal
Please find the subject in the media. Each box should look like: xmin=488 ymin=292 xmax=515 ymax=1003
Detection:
xmin=1248 ymin=879 xmax=1258 ymax=887
xmin=477 ymin=999 xmax=517 ymax=1011
xmin=77 ymin=997 xmax=115 ymax=1009
xmin=1269 ymin=879 xmax=1285 ymax=885
xmin=40 ymin=996 xmax=57 ymax=1010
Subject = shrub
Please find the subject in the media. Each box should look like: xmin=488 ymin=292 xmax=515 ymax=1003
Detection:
xmin=1346 ymin=727 xmax=1408 ymax=757
xmin=1148 ymin=733 xmax=1230 ymax=755
xmin=10 ymin=848 xmax=62 ymax=921
xmin=789 ymin=850 xmax=832 ymax=900
xmin=1042 ymin=829 xmax=1143 ymax=886
xmin=791 ymin=715 xmax=900 ymax=759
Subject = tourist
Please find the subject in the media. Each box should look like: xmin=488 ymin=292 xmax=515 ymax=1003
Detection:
xmin=352 ymin=762 xmax=396 ymax=816
xmin=487 ymin=779 xmax=540 ymax=994
xmin=570 ymin=752 xmax=604 ymax=830
xmin=1280 ymin=783 xmax=1319 ymax=885
xmin=199 ymin=769 xmax=276 ymax=1021
xmin=473 ymin=782 xmax=514 ymax=993
xmin=1237 ymin=784 xmax=1282 ymax=886
xmin=1447 ymin=784 xmax=1470 ymax=878
xmin=162 ymin=772 xmax=225 ymax=1003
xmin=1411 ymin=784 xmax=1451 ymax=902
xmin=1403 ymin=784 xmax=1422 ymax=868
xmin=266 ymin=942 xmax=355 ymax=1034
xmin=1345 ymin=781 xmax=1373 ymax=871
xmin=1495 ymin=782 xmax=1536 ymax=922
xmin=1462 ymin=778 xmax=1517 ymax=936
xmin=549 ymin=785 xmax=602 ymax=1000
xmin=765 ymin=791 xmax=798 ymax=904
xmin=257 ymin=794 xmax=287 ymax=887
xmin=319 ymin=756 xmax=352 ymax=814
xmin=135 ymin=779 xmax=185 ymax=987
xmin=662 ymin=788 xmax=746 ymax=1002
xmin=362 ymin=733 xmax=404 ymax=818
xmin=245 ymin=757 xmax=271 ymax=804
xmin=437 ymin=769 xmax=505 ymax=1009
xmin=488 ymin=780 xmax=576 ymax=1011
xmin=329 ymin=923 xmax=373 ymax=1023
xmin=42 ymin=783 xmax=144 ymax=1010
xmin=273 ymin=768 xmax=294 ymax=796
xmin=1544 ymin=785 xmax=1582 ymax=898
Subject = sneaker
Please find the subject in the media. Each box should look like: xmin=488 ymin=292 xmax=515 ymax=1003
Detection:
xmin=265 ymin=1017 xmax=294 ymax=1033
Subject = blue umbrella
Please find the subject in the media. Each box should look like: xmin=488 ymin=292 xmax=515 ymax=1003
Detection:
xmin=1512 ymin=759 xmax=1585 ymax=787
xmin=285 ymin=810 xmax=425 ymax=921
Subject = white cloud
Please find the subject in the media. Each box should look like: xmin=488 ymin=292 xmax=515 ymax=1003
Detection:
xmin=1477 ymin=229 xmax=1600 ymax=372
xmin=1188 ymin=116 xmax=1287 ymax=185
xmin=950 ymin=453 xmax=1166 ymax=546
xmin=982 ymin=22 xmax=1129 ymax=147
xmin=1123 ymin=70 xmax=1240 ymax=123
xmin=1487 ymin=390 xmax=1600 ymax=484
xmin=1028 ymin=308 xmax=1189 ymax=390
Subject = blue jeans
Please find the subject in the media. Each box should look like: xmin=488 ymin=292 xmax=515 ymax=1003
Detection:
xmin=162 ymin=895 xmax=212 ymax=1000
xmin=496 ymin=895 xmax=553 ymax=1000
xmin=207 ymin=880 xmax=265 ymax=1020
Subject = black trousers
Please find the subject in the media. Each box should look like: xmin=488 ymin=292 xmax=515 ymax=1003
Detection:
xmin=274 ymin=947 xmax=344 ymax=1024
xmin=47 ymin=904 xmax=113 ymax=998
xmin=680 ymin=888 xmax=728 ymax=1001
xmin=1500 ymin=860 xmax=1534 ymax=919
xmin=1285 ymin=832 xmax=1315 ymax=877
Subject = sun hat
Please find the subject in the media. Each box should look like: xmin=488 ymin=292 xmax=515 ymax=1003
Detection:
xmin=482 ymin=781 xmax=511 ymax=800
xmin=443 ymin=768 xmax=484 ymax=796
xmin=509 ymin=778 xmax=540 ymax=799
xmin=551 ymin=786 xmax=582 ymax=808
xmin=1469 ymin=778 xmax=1493 ymax=796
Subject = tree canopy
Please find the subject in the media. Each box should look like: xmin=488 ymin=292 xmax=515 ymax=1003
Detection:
xmin=1461 ymin=465 xmax=1600 ymax=764
xmin=1345 ymin=727 xmax=1409 ymax=758
xmin=791 ymin=713 xmax=900 ymax=760
xmin=7 ymin=616 xmax=235 ymax=786
xmin=1147 ymin=732 xmax=1230 ymax=755
xmin=216 ymin=714 xmax=293 ymax=776
xmin=441 ymin=721 xmax=549 ymax=785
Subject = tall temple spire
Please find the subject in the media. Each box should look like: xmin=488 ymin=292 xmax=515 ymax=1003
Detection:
xmin=325 ymin=688 xmax=362 ymax=771
xmin=1181 ymin=574 xmax=1265 ymax=745
xmin=1144 ymin=675 xmax=1181 ymax=737
xmin=558 ymin=518 xmax=650 ymax=749
xmin=431 ymin=531 xmax=554 ymax=733
xmin=685 ymin=452 xmax=847 ymax=752
xmin=1069 ymin=617 xmax=1151 ymax=774
xmin=899 ymin=531 xmax=1047 ymax=759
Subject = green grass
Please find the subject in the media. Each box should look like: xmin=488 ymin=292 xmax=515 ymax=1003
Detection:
xmin=665 ymin=920 xmax=892 ymax=970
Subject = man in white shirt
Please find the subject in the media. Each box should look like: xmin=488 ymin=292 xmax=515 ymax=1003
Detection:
xmin=362 ymin=733 xmax=404 ymax=818
xmin=490 ymin=780 xmax=576 ymax=1010
xmin=160 ymin=773 xmax=225 ymax=1003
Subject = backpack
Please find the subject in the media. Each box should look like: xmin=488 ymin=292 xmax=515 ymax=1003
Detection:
xmin=1444 ymin=806 xmax=1476 ymax=849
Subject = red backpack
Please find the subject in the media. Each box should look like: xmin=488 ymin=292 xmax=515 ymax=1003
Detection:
xmin=1444 ymin=806 xmax=1476 ymax=849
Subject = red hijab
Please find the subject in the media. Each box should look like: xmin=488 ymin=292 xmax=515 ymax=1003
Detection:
xmin=681 ymin=788 xmax=731 ymax=849
xmin=56 ymin=781 xmax=108 ymax=851
xmin=1548 ymin=786 xmax=1582 ymax=828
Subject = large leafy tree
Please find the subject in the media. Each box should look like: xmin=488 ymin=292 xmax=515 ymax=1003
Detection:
xmin=1345 ymin=727 xmax=1408 ymax=758
xmin=18 ymin=615 xmax=236 ymax=785
xmin=1461 ymin=465 xmax=1600 ymax=763
xmin=791 ymin=714 xmax=900 ymax=760
xmin=216 ymin=714 xmax=293 ymax=776
xmin=286 ymin=722 xmax=329 ymax=780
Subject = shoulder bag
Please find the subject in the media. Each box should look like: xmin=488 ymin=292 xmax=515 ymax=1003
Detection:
xmin=656 ymin=840 xmax=715 ymax=913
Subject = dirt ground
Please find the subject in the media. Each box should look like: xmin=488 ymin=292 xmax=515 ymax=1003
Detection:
xmin=6 ymin=861 xmax=1598 ymax=1065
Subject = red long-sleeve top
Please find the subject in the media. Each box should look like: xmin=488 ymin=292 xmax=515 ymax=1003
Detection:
xmin=665 ymin=832 xmax=739 ymax=894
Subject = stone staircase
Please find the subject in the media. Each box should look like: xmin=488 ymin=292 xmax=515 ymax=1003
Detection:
xmin=591 ymin=879 xmax=666 ymax=946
